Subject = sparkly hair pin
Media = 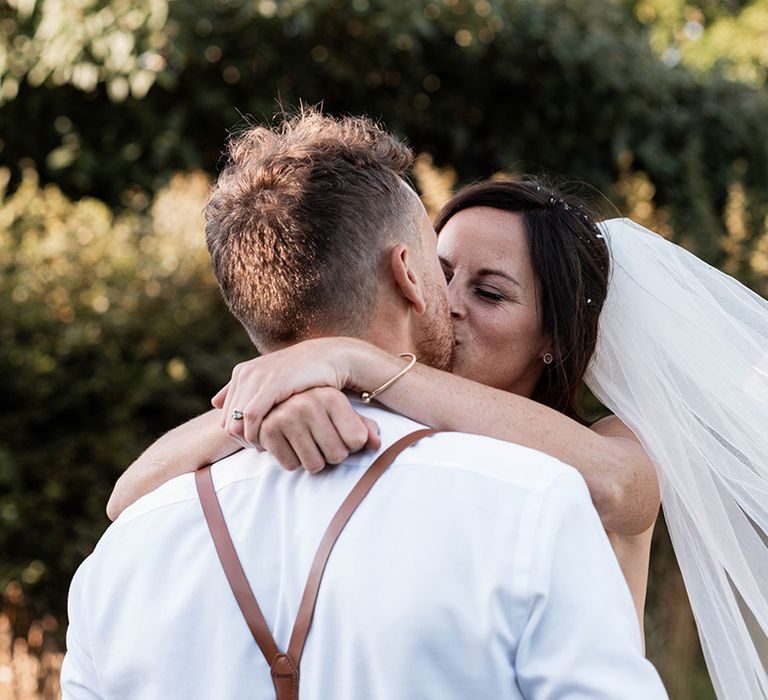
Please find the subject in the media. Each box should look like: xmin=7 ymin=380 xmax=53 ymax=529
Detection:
xmin=548 ymin=194 xmax=570 ymax=211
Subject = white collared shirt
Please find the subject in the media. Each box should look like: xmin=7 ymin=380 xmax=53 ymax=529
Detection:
xmin=62 ymin=404 xmax=667 ymax=699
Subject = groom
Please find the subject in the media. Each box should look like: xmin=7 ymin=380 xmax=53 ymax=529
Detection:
xmin=61 ymin=110 xmax=667 ymax=698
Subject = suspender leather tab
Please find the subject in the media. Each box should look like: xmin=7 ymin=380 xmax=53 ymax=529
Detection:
xmin=196 ymin=427 xmax=438 ymax=699
xmin=270 ymin=653 xmax=298 ymax=700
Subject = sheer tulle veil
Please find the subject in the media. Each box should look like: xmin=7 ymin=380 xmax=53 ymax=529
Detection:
xmin=584 ymin=218 xmax=768 ymax=699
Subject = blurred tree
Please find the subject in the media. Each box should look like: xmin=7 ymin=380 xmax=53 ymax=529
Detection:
xmin=631 ymin=0 xmax=768 ymax=86
xmin=1 ymin=0 xmax=767 ymax=276
xmin=0 ymin=167 xmax=253 ymax=625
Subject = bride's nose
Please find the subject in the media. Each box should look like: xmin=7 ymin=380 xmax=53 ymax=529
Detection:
xmin=448 ymin=282 xmax=466 ymax=320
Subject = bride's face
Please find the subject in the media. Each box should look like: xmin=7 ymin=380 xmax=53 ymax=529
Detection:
xmin=436 ymin=206 xmax=551 ymax=397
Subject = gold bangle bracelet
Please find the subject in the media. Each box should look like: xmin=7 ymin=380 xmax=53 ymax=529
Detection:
xmin=360 ymin=353 xmax=417 ymax=404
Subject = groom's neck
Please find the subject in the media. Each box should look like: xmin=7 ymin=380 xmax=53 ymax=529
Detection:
xmin=358 ymin=311 xmax=415 ymax=358
xmin=261 ymin=324 xmax=411 ymax=358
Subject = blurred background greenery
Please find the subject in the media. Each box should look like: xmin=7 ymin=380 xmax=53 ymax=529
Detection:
xmin=2 ymin=0 xmax=768 ymax=697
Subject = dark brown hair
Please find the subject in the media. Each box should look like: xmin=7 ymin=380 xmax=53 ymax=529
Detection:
xmin=205 ymin=108 xmax=417 ymax=350
xmin=434 ymin=179 xmax=610 ymax=423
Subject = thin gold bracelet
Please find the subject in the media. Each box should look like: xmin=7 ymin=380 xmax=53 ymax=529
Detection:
xmin=360 ymin=353 xmax=417 ymax=403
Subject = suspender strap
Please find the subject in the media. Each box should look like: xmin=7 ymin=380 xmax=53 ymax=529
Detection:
xmin=286 ymin=427 xmax=437 ymax=664
xmin=195 ymin=466 xmax=280 ymax=662
xmin=195 ymin=427 xmax=438 ymax=700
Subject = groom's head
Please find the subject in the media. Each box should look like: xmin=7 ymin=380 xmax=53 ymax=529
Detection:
xmin=205 ymin=109 xmax=453 ymax=370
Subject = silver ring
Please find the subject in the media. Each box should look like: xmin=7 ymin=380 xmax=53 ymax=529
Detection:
xmin=232 ymin=409 xmax=244 ymax=421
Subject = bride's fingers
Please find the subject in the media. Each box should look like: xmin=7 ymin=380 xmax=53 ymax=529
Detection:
xmin=323 ymin=393 xmax=375 ymax=453
xmin=220 ymin=372 xmax=237 ymax=430
xmin=288 ymin=421 xmax=333 ymax=473
xmin=239 ymin=386 xmax=284 ymax=443
xmin=241 ymin=395 xmax=268 ymax=449
xmin=218 ymin=389 xmax=249 ymax=449
xmin=265 ymin=392 xmax=348 ymax=471
xmin=361 ymin=416 xmax=381 ymax=451
xmin=222 ymin=385 xmax=247 ymax=442
xmin=211 ymin=382 xmax=230 ymax=409
xmin=307 ymin=410 xmax=353 ymax=469
xmin=228 ymin=431 xmax=252 ymax=451
xmin=258 ymin=419 xmax=301 ymax=471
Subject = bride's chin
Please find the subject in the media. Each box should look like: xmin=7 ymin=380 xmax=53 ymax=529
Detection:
xmin=450 ymin=351 xmax=489 ymax=385
xmin=449 ymin=350 xmax=472 ymax=379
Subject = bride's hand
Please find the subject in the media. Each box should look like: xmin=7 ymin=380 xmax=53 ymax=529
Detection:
xmin=212 ymin=337 xmax=377 ymax=447
xmin=259 ymin=387 xmax=381 ymax=472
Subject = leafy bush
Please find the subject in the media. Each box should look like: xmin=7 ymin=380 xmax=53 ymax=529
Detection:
xmin=1 ymin=0 xmax=767 ymax=266
xmin=0 ymin=168 xmax=253 ymax=621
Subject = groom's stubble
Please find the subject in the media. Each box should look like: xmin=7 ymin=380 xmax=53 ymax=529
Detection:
xmin=415 ymin=273 xmax=455 ymax=373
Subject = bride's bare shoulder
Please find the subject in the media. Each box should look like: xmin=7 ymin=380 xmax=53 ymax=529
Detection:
xmin=589 ymin=414 xmax=640 ymax=441
xmin=589 ymin=414 xmax=656 ymax=473
xmin=590 ymin=415 xmax=658 ymax=493
xmin=591 ymin=415 xmax=660 ymax=537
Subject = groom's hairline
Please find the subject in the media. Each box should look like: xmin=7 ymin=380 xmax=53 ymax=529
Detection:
xmin=205 ymin=110 xmax=417 ymax=349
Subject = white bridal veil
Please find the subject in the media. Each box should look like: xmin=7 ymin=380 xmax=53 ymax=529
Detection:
xmin=585 ymin=218 xmax=768 ymax=699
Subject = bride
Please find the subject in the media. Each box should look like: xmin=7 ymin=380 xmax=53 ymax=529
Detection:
xmin=108 ymin=179 xmax=768 ymax=699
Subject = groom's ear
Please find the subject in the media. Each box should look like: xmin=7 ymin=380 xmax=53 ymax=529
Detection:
xmin=389 ymin=242 xmax=427 ymax=314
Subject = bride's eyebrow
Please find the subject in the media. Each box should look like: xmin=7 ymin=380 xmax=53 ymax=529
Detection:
xmin=477 ymin=268 xmax=521 ymax=288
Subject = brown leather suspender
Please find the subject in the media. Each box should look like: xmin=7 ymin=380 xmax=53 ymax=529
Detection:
xmin=195 ymin=428 xmax=438 ymax=700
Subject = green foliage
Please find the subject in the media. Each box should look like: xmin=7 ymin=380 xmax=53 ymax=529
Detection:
xmin=0 ymin=0 xmax=170 ymax=103
xmin=0 ymin=168 xmax=253 ymax=618
xmin=2 ymin=0 xmax=768 ymax=273
xmin=630 ymin=0 xmax=768 ymax=85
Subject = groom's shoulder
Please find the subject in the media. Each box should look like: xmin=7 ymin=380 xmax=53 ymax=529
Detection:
xmin=72 ymin=448 xmax=276 ymax=586
xmin=359 ymin=403 xmax=581 ymax=495
xmin=113 ymin=447 xmax=275 ymax=528
xmin=414 ymin=430 xmax=581 ymax=494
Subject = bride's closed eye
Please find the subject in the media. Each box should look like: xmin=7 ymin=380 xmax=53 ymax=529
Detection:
xmin=474 ymin=288 xmax=505 ymax=302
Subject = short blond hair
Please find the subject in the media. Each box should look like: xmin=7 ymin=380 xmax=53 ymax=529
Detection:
xmin=205 ymin=108 xmax=416 ymax=349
